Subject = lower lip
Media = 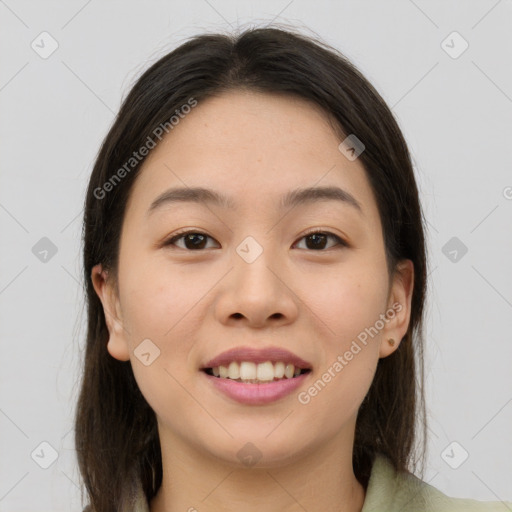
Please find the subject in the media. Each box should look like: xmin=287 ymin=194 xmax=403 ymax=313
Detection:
xmin=202 ymin=371 xmax=310 ymax=405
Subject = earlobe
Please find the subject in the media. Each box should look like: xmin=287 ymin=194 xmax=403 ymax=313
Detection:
xmin=379 ymin=259 xmax=414 ymax=358
xmin=106 ymin=337 xmax=131 ymax=362
xmin=91 ymin=263 xmax=131 ymax=362
xmin=379 ymin=337 xmax=399 ymax=358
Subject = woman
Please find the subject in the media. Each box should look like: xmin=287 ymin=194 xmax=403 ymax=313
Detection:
xmin=76 ymin=26 xmax=509 ymax=511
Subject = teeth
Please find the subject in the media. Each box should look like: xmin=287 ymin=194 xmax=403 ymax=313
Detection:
xmin=284 ymin=364 xmax=294 ymax=379
xmin=274 ymin=361 xmax=285 ymax=378
xmin=228 ymin=361 xmax=240 ymax=380
xmin=257 ymin=361 xmax=275 ymax=381
xmin=210 ymin=361 xmax=307 ymax=382
xmin=240 ymin=361 xmax=257 ymax=380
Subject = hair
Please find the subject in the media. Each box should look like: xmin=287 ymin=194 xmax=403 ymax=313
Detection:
xmin=76 ymin=25 xmax=428 ymax=511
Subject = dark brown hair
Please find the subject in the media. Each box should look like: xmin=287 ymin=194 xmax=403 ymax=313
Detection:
xmin=76 ymin=25 xmax=428 ymax=511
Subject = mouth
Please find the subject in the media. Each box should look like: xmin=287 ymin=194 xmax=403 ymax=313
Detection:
xmin=202 ymin=363 xmax=311 ymax=383
xmin=200 ymin=346 xmax=313 ymax=384
xmin=201 ymin=366 xmax=311 ymax=405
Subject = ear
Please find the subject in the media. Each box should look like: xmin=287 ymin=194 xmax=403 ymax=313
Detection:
xmin=91 ymin=263 xmax=130 ymax=361
xmin=379 ymin=259 xmax=414 ymax=358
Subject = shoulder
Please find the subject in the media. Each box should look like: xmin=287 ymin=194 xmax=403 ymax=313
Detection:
xmin=362 ymin=453 xmax=511 ymax=512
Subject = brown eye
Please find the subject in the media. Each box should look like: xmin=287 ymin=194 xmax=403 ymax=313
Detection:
xmin=165 ymin=231 xmax=219 ymax=250
xmin=294 ymin=231 xmax=347 ymax=251
xmin=164 ymin=229 xmax=347 ymax=251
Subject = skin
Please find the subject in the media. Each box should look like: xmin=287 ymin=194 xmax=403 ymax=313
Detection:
xmin=92 ymin=90 xmax=414 ymax=512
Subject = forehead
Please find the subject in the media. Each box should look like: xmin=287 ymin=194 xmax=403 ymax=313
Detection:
xmin=125 ymin=90 xmax=380 ymax=224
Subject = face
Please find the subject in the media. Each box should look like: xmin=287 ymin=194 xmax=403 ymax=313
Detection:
xmin=92 ymin=90 xmax=413 ymax=467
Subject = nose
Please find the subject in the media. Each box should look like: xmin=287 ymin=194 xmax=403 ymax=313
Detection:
xmin=214 ymin=245 xmax=299 ymax=329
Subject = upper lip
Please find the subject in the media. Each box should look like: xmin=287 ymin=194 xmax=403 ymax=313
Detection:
xmin=201 ymin=346 xmax=312 ymax=370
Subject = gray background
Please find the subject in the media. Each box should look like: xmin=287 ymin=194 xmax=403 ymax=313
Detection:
xmin=1 ymin=1 xmax=511 ymax=510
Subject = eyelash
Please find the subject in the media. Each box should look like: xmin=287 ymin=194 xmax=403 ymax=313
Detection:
xmin=163 ymin=228 xmax=348 ymax=251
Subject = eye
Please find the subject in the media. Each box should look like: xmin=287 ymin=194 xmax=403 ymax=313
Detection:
xmin=163 ymin=229 xmax=348 ymax=251
xmin=163 ymin=230 xmax=219 ymax=250
xmin=293 ymin=230 xmax=348 ymax=251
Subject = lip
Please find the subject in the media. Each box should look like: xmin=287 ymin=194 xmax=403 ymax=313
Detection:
xmin=201 ymin=346 xmax=312 ymax=370
xmin=201 ymin=371 xmax=311 ymax=405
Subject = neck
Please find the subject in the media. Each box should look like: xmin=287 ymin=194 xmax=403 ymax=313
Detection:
xmin=150 ymin=426 xmax=366 ymax=512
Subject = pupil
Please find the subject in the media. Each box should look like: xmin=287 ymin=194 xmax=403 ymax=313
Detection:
xmin=308 ymin=233 xmax=326 ymax=249
xmin=186 ymin=233 xmax=206 ymax=249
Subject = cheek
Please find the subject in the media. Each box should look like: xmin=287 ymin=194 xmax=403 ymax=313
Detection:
xmin=120 ymin=259 xmax=213 ymax=378
xmin=120 ymin=261 xmax=205 ymax=341
xmin=124 ymin=270 xmax=206 ymax=433
xmin=296 ymin=258 xmax=387 ymax=413
xmin=300 ymin=260 xmax=389 ymax=346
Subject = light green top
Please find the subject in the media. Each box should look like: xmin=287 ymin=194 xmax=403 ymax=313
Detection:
xmin=360 ymin=454 xmax=510 ymax=511
xmin=91 ymin=453 xmax=511 ymax=511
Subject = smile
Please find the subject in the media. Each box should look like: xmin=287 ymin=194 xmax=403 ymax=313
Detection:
xmin=203 ymin=361 xmax=311 ymax=383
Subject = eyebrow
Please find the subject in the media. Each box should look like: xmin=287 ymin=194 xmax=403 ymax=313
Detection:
xmin=146 ymin=185 xmax=363 ymax=217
